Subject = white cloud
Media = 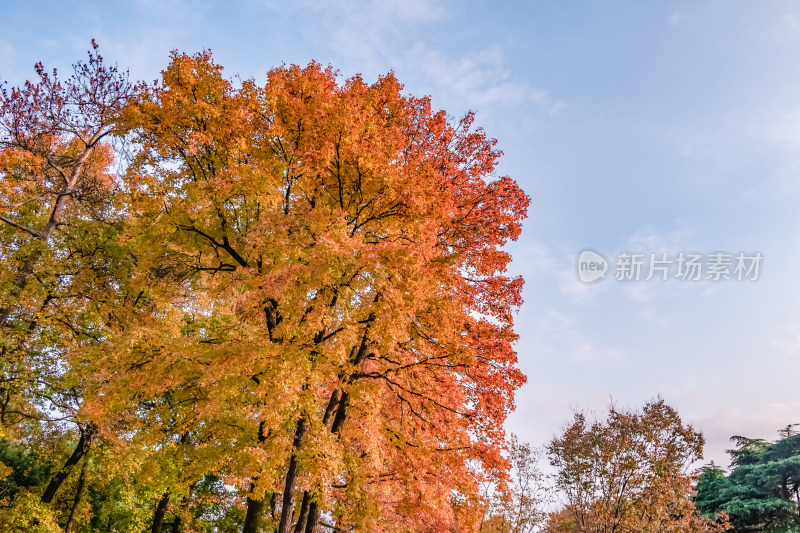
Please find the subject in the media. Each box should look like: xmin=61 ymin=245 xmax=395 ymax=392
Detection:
xmin=404 ymin=42 xmax=566 ymax=115
xmin=624 ymin=223 xmax=695 ymax=255
xmin=784 ymin=13 xmax=800 ymax=31
xmin=286 ymin=0 xmax=446 ymax=23
xmin=251 ymin=0 xmax=564 ymax=120
xmin=772 ymin=13 xmax=800 ymax=41
xmin=549 ymin=100 xmax=567 ymax=115
xmin=131 ymin=0 xmax=205 ymax=18
xmin=772 ymin=325 xmax=800 ymax=354
xmin=257 ymin=0 xmax=445 ymax=76
xmin=606 ymin=222 xmax=702 ymax=307
xmin=531 ymin=310 xmax=624 ymax=364
xmin=622 ymin=282 xmax=657 ymax=304
xmin=368 ymin=0 xmax=446 ymax=23
xmin=512 ymin=241 xmax=558 ymax=276
xmin=557 ymin=262 xmax=609 ymax=304
xmin=765 ymin=110 xmax=800 ymax=147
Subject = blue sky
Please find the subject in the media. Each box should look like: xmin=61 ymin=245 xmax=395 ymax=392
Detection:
xmin=3 ymin=0 xmax=800 ymax=467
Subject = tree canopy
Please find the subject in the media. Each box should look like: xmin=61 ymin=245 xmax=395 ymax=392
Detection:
xmin=0 ymin=45 xmax=529 ymax=532
xmin=544 ymin=399 xmax=724 ymax=533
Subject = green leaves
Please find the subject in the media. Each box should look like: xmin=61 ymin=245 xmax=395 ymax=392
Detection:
xmin=696 ymin=431 xmax=800 ymax=532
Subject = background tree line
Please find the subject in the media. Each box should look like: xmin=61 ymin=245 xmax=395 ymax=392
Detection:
xmin=481 ymin=401 xmax=799 ymax=533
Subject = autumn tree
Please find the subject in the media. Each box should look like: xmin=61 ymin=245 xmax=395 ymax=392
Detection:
xmin=71 ymin=50 xmax=530 ymax=533
xmin=0 ymin=41 xmax=142 ymax=530
xmin=545 ymin=399 xmax=724 ymax=533
xmin=0 ymin=39 xmax=137 ymax=333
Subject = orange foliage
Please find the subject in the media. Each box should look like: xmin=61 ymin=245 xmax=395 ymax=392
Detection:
xmin=79 ymin=52 xmax=529 ymax=531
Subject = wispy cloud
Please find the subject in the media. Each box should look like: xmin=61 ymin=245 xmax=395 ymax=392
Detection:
xmin=557 ymin=261 xmax=610 ymax=304
xmin=511 ymin=241 xmax=558 ymax=277
xmin=253 ymin=0 xmax=563 ymax=121
xmin=404 ymin=42 xmax=566 ymax=115
xmin=531 ymin=310 xmax=624 ymax=364
xmin=624 ymin=223 xmax=696 ymax=255
xmin=772 ymin=325 xmax=800 ymax=354
xmin=273 ymin=0 xmax=446 ymax=23
xmin=764 ymin=109 xmax=800 ymax=147
xmin=257 ymin=0 xmax=445 ymax=75
xmin=784 ymin=13 xmax=800 ymax=31
xmin=131 ymin=0 xmax=207 ymax=18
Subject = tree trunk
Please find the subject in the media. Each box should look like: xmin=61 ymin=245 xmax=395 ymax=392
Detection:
xmin=64 ymin=460 xmax=88 ymax=533
xmin=152 ymin=492 xmax=171 ymax=533
xmin=322 ymin=390 xmax=341 ymax=427
xmin=41 ymin=423 xmax=95 ymax=504
xmin=170 ymin=494 xmax=190 ymax=533
xmin=293 ymin=492 xmax=310 ymax=533
xmin=243 ymin=489 xmax=266 ymax=533
xmin=305 ymin=502 xmax=321 ymax=533
xmin=330 ymin=391 xmax=350 ymax=435
xmin=303 ymin=393 xmax=349 ymax=533
xmin=243 ymin=421 xmax=269 ymax=533
xmin=277 ymin=417 xmax=308 ymax=533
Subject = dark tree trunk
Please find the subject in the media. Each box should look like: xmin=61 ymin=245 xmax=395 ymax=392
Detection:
xmin=293 ymin=492 xmax=310 ymax=533
xmin=41 ymin=423 xmax=95 ymax=504
xmin=322 ymin=390 xmax=341 ymax=427
xmin=300 ymin=389 xmax=342 ymax=533
xmin=303 ymin=393 xmax=349 ymax=533
xmin=277 ymin=417 xmax=308 ymax=533
xmin=64 ymin=460 xmax=88 ymax=532
xmin=243 ymin=489 xmax=266 ymax=533
xmin=152 ymin=492 xmax=170 ymax=533
xmin=304 ymin=502 xmax=320 ymax=533
xmin=243 ymin=421 xmax=269 ymax=533
xmin=330 ymin=391 xmax=349 ymax=435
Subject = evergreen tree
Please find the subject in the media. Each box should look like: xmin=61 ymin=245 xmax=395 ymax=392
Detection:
xmin=696 ymin=426 xmax=800 ymax=532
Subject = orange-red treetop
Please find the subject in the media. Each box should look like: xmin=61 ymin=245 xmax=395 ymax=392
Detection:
xmin=86 ymin=51 xmax=529 ymax=531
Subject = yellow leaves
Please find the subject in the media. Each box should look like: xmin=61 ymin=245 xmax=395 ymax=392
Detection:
xmin=0 ymin=492 xmax=62 ymax=533
xmin=0 ymin=462 xmax=12 ymax=482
